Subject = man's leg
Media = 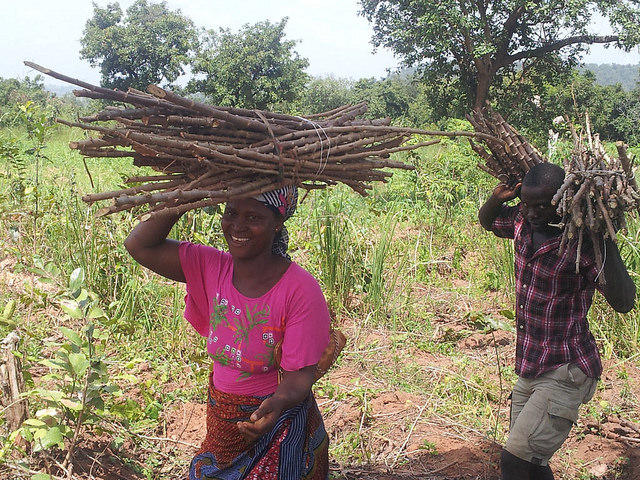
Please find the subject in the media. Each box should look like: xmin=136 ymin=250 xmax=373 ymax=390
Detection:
xmin=502 ymin=365 xmax=596 ymax=478
xmin=531 ymin=464 xmax=554 ymax=480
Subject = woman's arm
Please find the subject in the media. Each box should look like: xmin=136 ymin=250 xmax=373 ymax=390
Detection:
xmin=124 ymin=213 xmax=186 ymax=282
xmin=600 ymin=238 xmax=636 ymax=313
xmin=236 ymin=365 xmax=316 ymax=443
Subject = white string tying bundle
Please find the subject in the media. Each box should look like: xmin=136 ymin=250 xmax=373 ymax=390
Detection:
xmin=297 ymin=116 xmax=331 ymax=176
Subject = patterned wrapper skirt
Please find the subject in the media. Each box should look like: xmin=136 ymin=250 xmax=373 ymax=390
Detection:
xmin=189 ymin=373 xmax=329 ymax=480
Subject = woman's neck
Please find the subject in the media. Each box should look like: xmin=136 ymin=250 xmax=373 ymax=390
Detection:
xmin=232 ymin=254 xmax=291 ymax=298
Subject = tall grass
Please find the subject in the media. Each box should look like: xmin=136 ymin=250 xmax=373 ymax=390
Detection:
xmin=302 ymin=187 xmax=365 ymax=313
xmin=363 ymin=211 xmax=399 ymax=319
xmin=590 ymin=218 xmax=640 ymax=358
xmin=3 ymin=126 xmax=636 ymax=354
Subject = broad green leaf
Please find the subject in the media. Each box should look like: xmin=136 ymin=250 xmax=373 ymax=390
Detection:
xmin=2 ymin=299 xmax=16 ymax=320
xmin=58 ymin=299 xmax=83 ymax=319
xmin=21 ymin=425 xmax=34 ymax=442
xmin=31 ymin=474 xmax=54 ymax=480
xmin=40 ymin=359 xmax=66 ymax=370
xmin=484 ymin=316 xmax=516 ymax=333
xmin=103 ymin=385 xmax=122 ymax=394
xmin=76 ymin=289 xmax=89 ymax=304
xmin=23 ymin=418 xmax=47 ymax=427
xmin=69 ymin=267 xmax=85 ymax=293
xmin=34 ymin=426 xmax=64 ymax=451
xmin=87 ymin=305 xmax=107 ymax=320
xmin=45 ymin=262 xmax=61 ymax=277
xmin=69 ymin=352 xmax=90 ymax=376
xmin=499 ymin=309 xmax=515 ymax=320
xmin=35 ymin=389 xmax=65 ymax=402
xmin=60 ymin=327 xmax=83 ymax=346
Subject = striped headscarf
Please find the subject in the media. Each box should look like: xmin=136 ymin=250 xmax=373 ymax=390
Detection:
xmin=252 ymin=185 xmax=298 ymax=258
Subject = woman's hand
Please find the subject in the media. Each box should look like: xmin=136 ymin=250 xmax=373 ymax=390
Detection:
xmin=236 ymin=365 xmax=317 ymax=443
xmin=237 ymin=396 xmax=285 ymax=443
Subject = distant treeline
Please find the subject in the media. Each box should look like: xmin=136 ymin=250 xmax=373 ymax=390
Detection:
xmin=581 ymin=63 xmax=640 ymax=91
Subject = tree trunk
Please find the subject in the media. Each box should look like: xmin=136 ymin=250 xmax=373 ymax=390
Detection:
xmin=473 ymin=69 xmax=492 ymax=113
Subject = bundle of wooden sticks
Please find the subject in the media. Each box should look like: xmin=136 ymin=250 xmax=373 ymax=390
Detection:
xmin=466 ymin=108 xmax=544 ymax=185
xmin=553 ymin=116 xmax=640 ymax=277
xmin=467 ymin=107 xmax=639 ymax=280
xmin=26 ymin=62 xmax=495 ymax=220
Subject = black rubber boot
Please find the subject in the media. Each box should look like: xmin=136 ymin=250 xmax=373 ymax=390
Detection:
xmin=500 ymin=449 xmax=555 ymax=480
xmin=500 ymin=448 xmax=531 ymax=480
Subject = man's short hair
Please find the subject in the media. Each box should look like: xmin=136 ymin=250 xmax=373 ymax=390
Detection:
xmin=522 ymin=163 xmax=565 ymax=191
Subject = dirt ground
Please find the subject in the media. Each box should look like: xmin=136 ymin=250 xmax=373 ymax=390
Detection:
xmin=90 ymin=314 xmax=640 ymax=480
xmin=158 ymin=333 xmax=640 ymax=480
xmin=2 ymin=256 xmax=640 ymax=480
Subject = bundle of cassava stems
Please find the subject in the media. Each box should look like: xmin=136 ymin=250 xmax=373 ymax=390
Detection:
xmin=26 ymin=62 xmax=500 ymax=220
xmin=25 ymin=62 xmax=638 ymax=276
xmin=469 ymin=108 xmax=640 ymax=280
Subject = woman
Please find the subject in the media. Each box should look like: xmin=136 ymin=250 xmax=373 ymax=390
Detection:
xmin=124 ymin=185 xmax=331 ymax=479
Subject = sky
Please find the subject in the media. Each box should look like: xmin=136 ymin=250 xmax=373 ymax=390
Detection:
xmin=2 ymin=0 xmax=640 ymax=89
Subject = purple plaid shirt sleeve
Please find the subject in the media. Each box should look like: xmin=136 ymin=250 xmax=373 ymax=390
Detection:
xmin=491 ymin=203 xmax=603 ymax=379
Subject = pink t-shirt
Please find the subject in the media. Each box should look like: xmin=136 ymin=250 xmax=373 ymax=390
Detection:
xmin=179 ymin=242 xmax=330 ymax=396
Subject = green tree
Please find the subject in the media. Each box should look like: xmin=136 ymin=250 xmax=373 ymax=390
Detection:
xmin=493 ymin=69 xmax=638 ymax=146
xmin=352 ymin=75 xmax=415 ymax=121
xmin=79 ymin=0 xmax=198 ymax=90
xmin=359 ymin=0 xmax=640 ymax=114
xmin=612 ymin=83 xmax=640 ymax=144
xmin=544 ymin=71 xmax=636 ymax=141
xmin=0 ymin=76 xmax=52 ymax=109
xmin=0 ymin=76 xmax=56 ymax=126
xmin=298 ymin=75 xmax=355 ymax=116
xmin=187 ymin=18 xmax=309 ymax=111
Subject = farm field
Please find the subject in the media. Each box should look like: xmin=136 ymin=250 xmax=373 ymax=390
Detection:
xmin=1 ymin=124 xmax=639 ymax=480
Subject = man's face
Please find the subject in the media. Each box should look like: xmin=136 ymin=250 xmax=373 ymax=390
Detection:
xmin=520 ymin=184 xmax=561 ymax=232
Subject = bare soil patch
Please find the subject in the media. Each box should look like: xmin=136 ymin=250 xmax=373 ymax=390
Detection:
xmin=156 ymin=311 xmax=640 ymax=480
xmin=2 ymin=250 xmax=639 ymax=480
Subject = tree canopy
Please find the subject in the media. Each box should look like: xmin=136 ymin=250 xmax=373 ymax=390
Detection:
xmin=80 ymin=0 xmax=198 ymax=90
xmin=187 ymin=19 xmax=309 ymax=111
xmin=359 ymin=0 xmax=640 ymax=114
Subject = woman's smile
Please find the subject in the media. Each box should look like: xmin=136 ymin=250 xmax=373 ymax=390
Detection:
xmin=230 ymin=235 xmax=250 ymax=243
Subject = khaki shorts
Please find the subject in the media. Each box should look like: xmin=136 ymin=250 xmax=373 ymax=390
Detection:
xmin=505 ymin=363 xmax=597 ymax=466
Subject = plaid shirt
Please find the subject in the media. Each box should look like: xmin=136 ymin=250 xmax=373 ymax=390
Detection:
xmin=491 ymin=204 xmax=603 ymax=379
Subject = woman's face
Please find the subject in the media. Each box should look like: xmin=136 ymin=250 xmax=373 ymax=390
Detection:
xmin=520 ymin=184 xmax=561 ymax=232
xmin=221 ymin=198 xmax=283 ymax=260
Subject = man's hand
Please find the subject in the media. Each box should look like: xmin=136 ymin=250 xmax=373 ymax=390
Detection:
xmin=478 ymin=182 xmax=521 ymax=231
xmin=492 ymin=182 xmax=521 ymax=203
